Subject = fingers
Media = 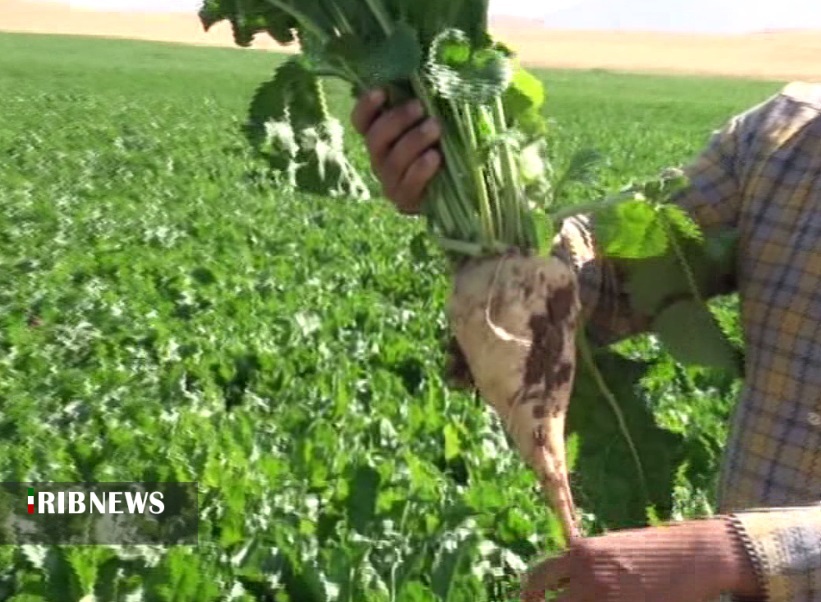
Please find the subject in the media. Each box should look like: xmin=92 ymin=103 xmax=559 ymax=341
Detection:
xmin=350 ymin=88 xmax=386 ymax=135
xmin=383 ymin=116 xmax=440 ymax=179
xmin=521 ymin=553 xmax=572 ymax=599
xmin=384 ymin=134 xmax=442 ymax=214
xmin=365 ymin=99 xmax=425 ymax=166
xmin=350 ymin=88 xmax=443 ymax=214
xmin=372 ymin=110 xmax=441 ymax=214
xmin=519 ymin=587 xmax=547 ymax=602
xmin=387 ymin=148 xmax=441 ymax=214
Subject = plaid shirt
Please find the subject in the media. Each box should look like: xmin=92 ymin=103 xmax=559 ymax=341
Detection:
xmin=555 ymin=81 xmax=821 ymax=601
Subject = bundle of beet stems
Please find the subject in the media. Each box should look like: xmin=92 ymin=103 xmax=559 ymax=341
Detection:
xmin=200 ymin=0 xmax=741 ymax=594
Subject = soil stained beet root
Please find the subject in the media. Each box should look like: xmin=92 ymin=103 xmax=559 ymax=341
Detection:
xmin=446 ymin=250 xmax=582 ymax=545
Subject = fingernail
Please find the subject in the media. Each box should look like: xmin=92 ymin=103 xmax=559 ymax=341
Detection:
xmin=421 ymin=117 xmax=440 ymax=136
xmin=423 ymin=149 xmax=440 ymax=164
xmin=368 ymin=88 xmax=385 ymax=105
xmin=408 ymin=100 xmax=424 ymax=118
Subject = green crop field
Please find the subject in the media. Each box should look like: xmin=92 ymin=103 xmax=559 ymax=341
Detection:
xmin=0 ymin=32 xmax=784 ymax=601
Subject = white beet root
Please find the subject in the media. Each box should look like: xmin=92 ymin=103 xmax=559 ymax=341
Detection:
xmin=446 ymin=251 xmax=582 ymax=542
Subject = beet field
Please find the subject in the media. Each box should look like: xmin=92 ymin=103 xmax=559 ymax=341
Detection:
xmin=0 ymin=31 xmax=784 ymax=601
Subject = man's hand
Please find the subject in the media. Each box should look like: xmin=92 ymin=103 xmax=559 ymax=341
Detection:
xmin=349 ymin=88 xmax=442 ymax=214
xmin=519 ymin=517 xmax=761 ymax=602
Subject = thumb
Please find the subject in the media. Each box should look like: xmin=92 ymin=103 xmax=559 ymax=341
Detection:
xmin=520 ymin=552 xmax=572 ymax=600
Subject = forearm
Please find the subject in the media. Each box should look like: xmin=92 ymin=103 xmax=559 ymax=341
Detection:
xmin=553 ymin=214 xmax=651 ymax=346
xmin=687 ymin=516 xmax=763 ymax=599
xmin=553 ymin=213 xmax=738 ymax=348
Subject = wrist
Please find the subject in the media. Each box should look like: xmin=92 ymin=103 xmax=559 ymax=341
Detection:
xmin=691 ymin=516 xmax=761 ymax=598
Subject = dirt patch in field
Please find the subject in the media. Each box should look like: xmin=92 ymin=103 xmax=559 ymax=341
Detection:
xmin=4 ymin=0 xmax=821 ymax=82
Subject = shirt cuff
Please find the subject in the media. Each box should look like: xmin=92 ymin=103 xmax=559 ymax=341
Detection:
xmin=726 ymin=505 xmax=821 ymax=601
xmin=551 ymin=213 xmax=603 ymax=324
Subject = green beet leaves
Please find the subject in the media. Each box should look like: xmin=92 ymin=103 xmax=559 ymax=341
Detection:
xmin=247 ymin=58 xmax=370 ymax=199
xmin=198 ymin=0 xmax=298 ymax=46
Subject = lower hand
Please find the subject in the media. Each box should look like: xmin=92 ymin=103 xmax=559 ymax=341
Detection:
xmin=349 ymin=88 xmax=442 ymax=214
xmin=519 ymin=517 xmax=761 ymax=602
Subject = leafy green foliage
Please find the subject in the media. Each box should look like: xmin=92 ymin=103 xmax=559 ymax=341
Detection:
xmin=391 ymin=0 xmax=492 ymax=53
xmin=198 ymin=0 xmax=298 ymax=46
xmin=501 ymin=67 xmax=546 ymax=137
xmin=568 ymin=350 xmax=685 ymax=529
xmin=199 ymin=0 xmax=558 ymax=255
xmin=593 ymin=198 xmax=670 ymax=258
xmin=247 ymin=57 xmax=370 ymax=198
xmin=425 ymin=29 xmax=513 ymax=104
xmin=653 ymin=299 xmax=742 ymax=374
xmin=322 ymin=23 xmax=423 ymax=89
xmin=620 ymin=226 xmax=737 ymax=318
xmin=580 ymin=170 xmax=743 ymax=374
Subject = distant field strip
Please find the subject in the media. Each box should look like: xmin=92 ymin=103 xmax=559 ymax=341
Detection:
xmin=4 ymin=0 xmax=821 ymax=81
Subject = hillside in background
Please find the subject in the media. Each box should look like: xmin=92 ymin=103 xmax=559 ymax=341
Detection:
xmin=541 ymin=0 xmax=821 ymax=33
xmin=21 ymin=0 xmax=821 ymax=34
xmin=4 ymin=0 xmax=821 ymax=81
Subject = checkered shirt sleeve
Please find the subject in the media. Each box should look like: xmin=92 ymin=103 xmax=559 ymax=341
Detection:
xmin=552 ymin=81 xmax=821 ymax=602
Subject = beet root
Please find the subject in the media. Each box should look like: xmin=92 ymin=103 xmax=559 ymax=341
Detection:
xmin=446 ymin=251 xmax=582 ymax=542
